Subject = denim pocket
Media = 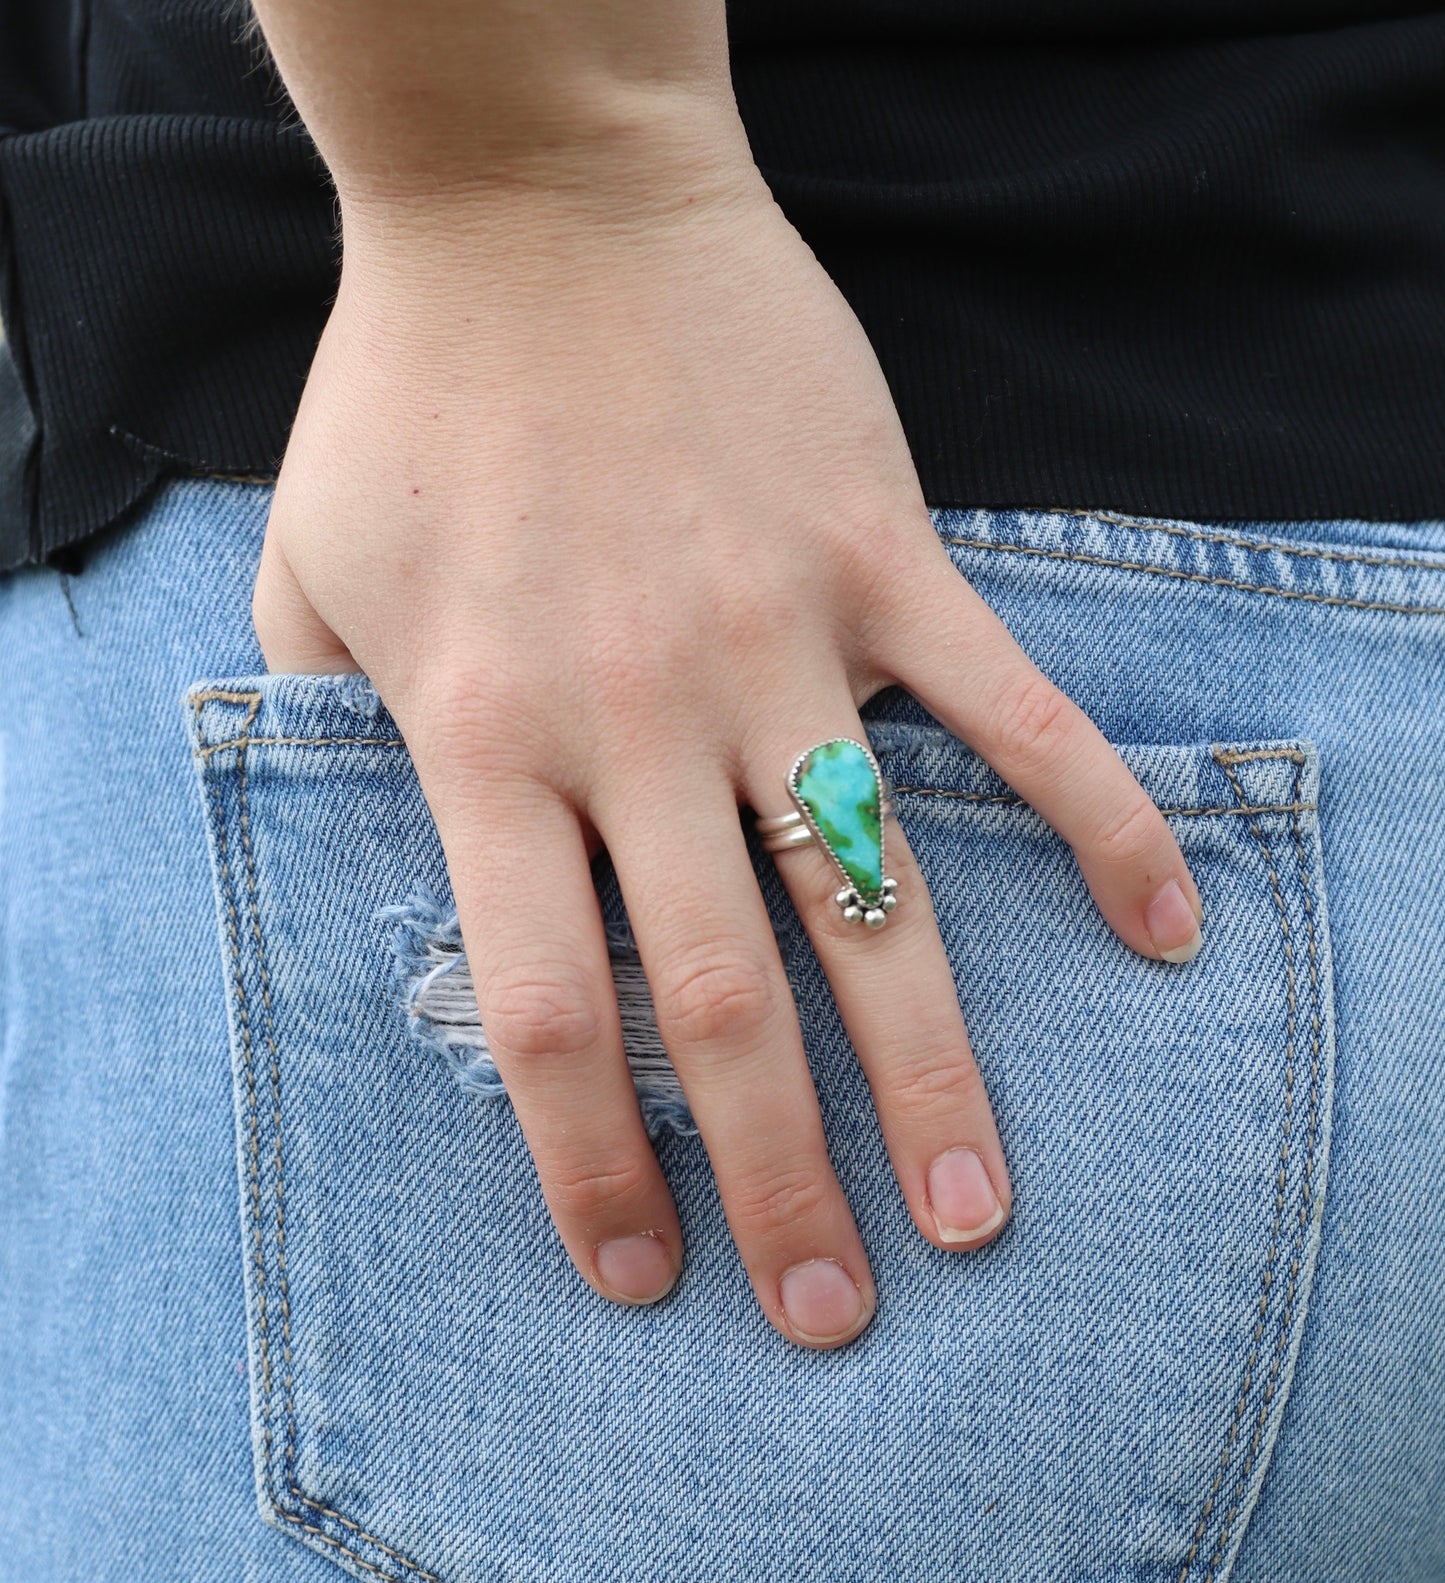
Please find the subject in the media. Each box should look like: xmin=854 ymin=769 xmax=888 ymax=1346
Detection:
xmin=186 ymin=675 xmax=1335 ymax=1583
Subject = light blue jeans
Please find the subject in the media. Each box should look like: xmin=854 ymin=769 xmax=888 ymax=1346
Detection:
xmin=2 ymin=478 xmax=1443 ymax=1582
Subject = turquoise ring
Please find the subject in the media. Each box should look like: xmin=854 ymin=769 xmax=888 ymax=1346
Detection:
xmin=754 ymin=737 xmax=900 ymax=928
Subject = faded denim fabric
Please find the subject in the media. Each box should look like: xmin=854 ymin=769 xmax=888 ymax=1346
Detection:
xmin=0 ymin=477 xmax=1442 ymax=1581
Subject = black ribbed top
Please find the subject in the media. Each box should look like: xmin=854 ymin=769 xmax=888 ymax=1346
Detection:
xmin=3 ymin=1 xmax=1445 ymax=571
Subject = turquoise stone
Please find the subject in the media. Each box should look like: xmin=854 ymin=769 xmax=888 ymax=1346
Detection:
xmin=790 ymin=739 xmax=884 ymax=902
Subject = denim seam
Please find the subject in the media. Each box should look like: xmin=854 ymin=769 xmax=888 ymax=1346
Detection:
xmin=190 ymin=686 xmax=268 ymax=716
xmin=200 ymin=689 xmax=442 ymax=1583
xmin=195 ymin=735 xmax=408 ymax=759
xmin=1052 ymin=506 xmax=1445 ymax=572
xmin=188 ymin=741 xmax=1319 ymax=821
xmin=1178 ymin=750 xmax=1318 ymax=1583
xmin=1199 ymin=758 xmax=1326 ymax=1583
xmin=893 ymin=787 xmax=1316 ymax=818
xmin=201 ymin=702 xmax=279 ymax=1488
xmin=236 ymin=735 xmax=301 ymax=1491
xmin=189 ymin=733 xmax=1315 ymax=825
xmin=942 ymin=537 xmax=1445 ymax=616
xmin=1213 ymin=749 xmax=1304 ymax=766
xmin=237 ymin=733 xmax=443 ymax=1582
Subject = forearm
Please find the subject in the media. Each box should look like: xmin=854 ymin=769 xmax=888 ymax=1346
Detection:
xmin=246 ymin=0 xmax=751 ymax=209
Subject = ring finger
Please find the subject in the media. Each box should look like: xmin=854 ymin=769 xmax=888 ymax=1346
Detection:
xmin=744 ymin=711 xmax=1012 ymax=1253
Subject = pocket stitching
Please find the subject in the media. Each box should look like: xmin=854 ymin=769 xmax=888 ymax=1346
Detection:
xmin=196 ymin=734 xmax=407 ymax=759
xmin=202 ymin=690 xmax=442 ymax=1583
xmin=942 ymin=535 xmax=1445 ymax=616
xmin=1178 ymin=751 xmax=1327 ymax=1583
xmin=891 ymin=782 xmax=1318 ymax=820
xmin=1053 ymin=505 xmax=1445 ymax=573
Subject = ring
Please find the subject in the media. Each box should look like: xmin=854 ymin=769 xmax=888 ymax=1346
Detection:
xmin=754 ymin=737 xmax=900 ymax=929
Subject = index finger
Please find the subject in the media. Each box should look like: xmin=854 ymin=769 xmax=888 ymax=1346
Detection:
xmin=883 ymin=559 xmax=1205 ymax=964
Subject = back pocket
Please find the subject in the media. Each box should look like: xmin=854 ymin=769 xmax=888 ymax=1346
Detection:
xmin=186 ymin=676 xmax=1335 ymax=1583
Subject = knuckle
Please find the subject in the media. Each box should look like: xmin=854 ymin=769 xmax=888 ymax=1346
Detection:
xmin=653 ymin=940 xmax=777 ymax=1051
xmin=710 ymin=573 xmax=795 ymax=660
xmin=408 ymin=677 xmax=569 ymax=802
xmin=572 ymin=623 xmax=687 ymax=730
xmin=480 ymin=963 xmax=603 ymax=1065
xmin=887 ymin=1047 xmax=989 ymax=1124
xmin=709 ymin=585 xmax=778 ymax=658
xmin=989 ymin=672 xmax=1077 ymax=778
xmin=413 ymin=663 xmax=536 ymax=761
xmin=575 ymin=639 xmax=657 ymax=721
xmin=1092 ymin=790 xmax=1169 ymax=871
xmin=545 ymin=1153 xmax=657 ymax=1228
xmin=726 ymin=1163 xmax=832 ymax=1239
xmin=837 ymin=510 xmax=919 ymax=611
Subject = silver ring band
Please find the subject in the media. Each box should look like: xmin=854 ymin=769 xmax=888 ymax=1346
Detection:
xmin=755 ymin=782 xmax=896 ymax=853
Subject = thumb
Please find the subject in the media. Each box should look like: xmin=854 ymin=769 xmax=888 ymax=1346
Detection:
xmin=251 ymin=528 xmax=357 ymax=674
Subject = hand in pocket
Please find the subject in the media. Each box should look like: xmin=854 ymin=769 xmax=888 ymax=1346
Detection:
xmin=251 ymin=162 xmax=1203 ymax=1348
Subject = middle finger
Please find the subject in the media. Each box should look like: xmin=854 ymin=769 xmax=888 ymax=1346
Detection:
xmin=595 ymin=759 xmax=877 ymax=1350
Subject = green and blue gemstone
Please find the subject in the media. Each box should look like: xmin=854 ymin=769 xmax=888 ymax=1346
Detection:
xmin=787 ymin=737 xmax=899 ymax=928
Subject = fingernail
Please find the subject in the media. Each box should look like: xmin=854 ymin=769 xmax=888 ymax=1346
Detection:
xmin=927 ymin=1147 xmax=1007 ymax=1244
xmin=779 ymin=1258 xmax=868 ymax=1344
xmin=1145 ymin=878 xmax=1204 ymax=963
xmin=595 ymin=1232 xmax=676 ymax=1305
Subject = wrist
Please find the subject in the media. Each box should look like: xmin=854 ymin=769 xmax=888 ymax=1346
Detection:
xmin=250 ymin=0 xmax=746 ymax=211
xmin=327 ymin=73 xmax=757 ymax=215
xmin=334 ymin=91 xmax=770 ymax=271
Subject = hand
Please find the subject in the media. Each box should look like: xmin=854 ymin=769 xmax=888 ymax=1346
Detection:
xmin=252 ymin=148 xmax=1204 ymax=1349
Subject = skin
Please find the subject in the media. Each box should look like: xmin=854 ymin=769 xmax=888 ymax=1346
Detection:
xmin=246 ymin=0 xmax=1205 ymax=1349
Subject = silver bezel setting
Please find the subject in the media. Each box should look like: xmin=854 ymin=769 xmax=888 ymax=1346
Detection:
xmin=784 ymin=736 xmax=900 ymax=928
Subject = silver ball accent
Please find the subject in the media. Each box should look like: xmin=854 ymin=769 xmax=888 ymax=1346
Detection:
xmin=881 ymin=877 xmax=899 ymax=892
xmin=864 ymin=908 xmax=887 ymax=929
xmin=842 ymin=904 xmax=862 ymax=921
xmin=836 ymin=887 xmax=856 ymax=908
xmin=880 ymin=892 xmax=898 ymax=911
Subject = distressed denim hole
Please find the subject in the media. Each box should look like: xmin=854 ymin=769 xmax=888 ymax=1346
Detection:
xmin=384 ymin=890 xmax=697 ymax=1138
